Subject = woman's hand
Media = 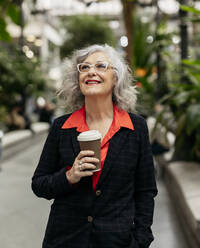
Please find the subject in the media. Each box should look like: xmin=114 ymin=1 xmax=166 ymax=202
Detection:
xmin=66 ymin=150 xmax=99 ymax=184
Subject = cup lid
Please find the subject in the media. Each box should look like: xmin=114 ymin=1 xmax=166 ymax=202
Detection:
xmin=77 ymin=130 xmax=102 ymax=141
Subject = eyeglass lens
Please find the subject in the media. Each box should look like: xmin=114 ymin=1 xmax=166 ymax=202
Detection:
xmin=79 ymin=62 xmax=108 ymax=72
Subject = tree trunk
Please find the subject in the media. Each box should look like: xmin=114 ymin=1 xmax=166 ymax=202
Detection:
xmin=122 ymin=0 xmax=134 ymax=67
xmin=179 ymin=0 xmax=188 ymax=60
xmin=19 ymin=0 xmax=24 ymax=48
xmin=179 ymin=0 xmax=189 ymax=83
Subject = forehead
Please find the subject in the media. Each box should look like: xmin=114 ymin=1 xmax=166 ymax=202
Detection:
xmin=83 ymin=51 xmax=110 ymax=63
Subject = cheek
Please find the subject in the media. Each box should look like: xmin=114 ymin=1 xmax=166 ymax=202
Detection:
xmin=112 ymin=72 xmax=117 ymax=83
xmin=79 ymin=75 xmax=85 ymax=88
xmin=109 ymin=75 xmax=116 ymax=89
xmin=111 ymin=75 xmax=117 ymax=90
xmin=79 ymin=74 xmax=83 ymax=83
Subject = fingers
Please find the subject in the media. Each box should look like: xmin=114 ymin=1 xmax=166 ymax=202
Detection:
xmin=67 ymin=162 xmax=94 ymax=184
xmin=77 ymin=151 xmax=99 ymax=163
xmin=76 ymin=151 xmax=99 ymax=171
xmin=79 ymin=162 xmax=97 ymax=171
xmin=80 ymin=156 xmax=99 ymax=164
xmin=80 ymin=170 xmax=94 ymax=178
xmin=77 ymin=150 xmax=95 ymax=160
xmin=70 ymin=162 xmax=95 ymax=181
xmin=67 ymin=150 xmax=100 ymax=184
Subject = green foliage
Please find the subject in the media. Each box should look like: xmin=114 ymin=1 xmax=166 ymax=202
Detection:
xmin=157 ymin=62 xmax=200 ymax=161
xmin=133 ymin=17 xmax=174 ymax=116
xmin=0 ymin=17 xmax=11 ymax=41
xmin=186 ymin=104 xmax=200 ymax=135
xmin=136 ymin=77 xmax=155 ymax=118
xmin=0 ymin=47 xmax=46 ymax=115
xmin=60 ymin=15 xmax=116 ymax=59
xmin=180 ymin=5 xmax=200 ymax=15
xmin=132 ymin=17 xmax=171 ymax=116
xmin=180 ymin=4 xmax=200 ymax=22
xmin=0 ymin=0 xmax=21 ymax=41
xmin=6 ymin=3 xmax=20 ymax=25
xmin=140 ymin=3 xmax=200 ymax=162
xmin=132 ymin=15 xmax=155 ymax=69
xmin=131 ymin=14 xmax=157 ymax=116
xmin=154 ymin=5 xmax=200 ymax=162
xmin=154 ymin=21 xmax=175 ymax=49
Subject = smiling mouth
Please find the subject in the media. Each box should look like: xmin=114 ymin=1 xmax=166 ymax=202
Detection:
xmin=85 ymin=80 xmax=102 ymax=85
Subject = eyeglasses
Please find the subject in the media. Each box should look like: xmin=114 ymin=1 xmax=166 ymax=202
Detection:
xmin=77 ymin=61 xmax=115 ymax=73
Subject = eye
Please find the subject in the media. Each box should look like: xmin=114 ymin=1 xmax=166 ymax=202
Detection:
xmin=80 ymin=64 xmax=90 ymax=71
xmin=95 ymin=62 xmax=107 ymax=70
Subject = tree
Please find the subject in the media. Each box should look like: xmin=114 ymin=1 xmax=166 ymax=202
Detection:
xmin=0 ymin=47 xmax=46 ymax=121
xmin=0 ymin=1 xmax=47 ymax=125
xmin=60 ymin=14 xmax=116 ymax=59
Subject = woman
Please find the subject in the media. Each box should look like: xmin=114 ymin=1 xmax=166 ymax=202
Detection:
xmin=32 ymin=44 xmax=157 ymax=248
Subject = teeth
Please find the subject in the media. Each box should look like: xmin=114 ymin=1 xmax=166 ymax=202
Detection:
xmin=86 ymin=81 xmax=100 ymax=84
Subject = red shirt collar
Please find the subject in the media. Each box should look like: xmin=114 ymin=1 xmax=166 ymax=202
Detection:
xmin=61 ymin=105 xmax=134 ymax=132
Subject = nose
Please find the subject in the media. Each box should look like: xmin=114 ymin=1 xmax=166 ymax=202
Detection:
xmin=88 ymin=65 xmax=96 ymax=75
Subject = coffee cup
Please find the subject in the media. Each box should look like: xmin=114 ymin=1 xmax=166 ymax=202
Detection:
xmin=77 ymin=130 xmax=102 ymax=172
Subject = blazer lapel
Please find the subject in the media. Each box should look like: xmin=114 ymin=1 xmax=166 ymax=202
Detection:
xmin=96 ymin=128 xmax=130 ymax=189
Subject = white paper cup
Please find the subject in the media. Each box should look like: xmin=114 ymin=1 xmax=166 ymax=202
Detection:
xmin=77 ymin=130 xmax=102 ymax=172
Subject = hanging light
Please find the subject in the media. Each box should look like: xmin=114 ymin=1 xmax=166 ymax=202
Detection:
xmin=172 ymin=35 xmax=180 ymax=44
xmin=26 ymin=50 xmax=34 ymax=59
xmin=194 ymin=1 xmax=200 ymax=10
xmin=137 ymin=0 xmax=152 ymax=4
xmin=120 ymin=36 xmax=128 ymax=47
xmin=146 ymin=35 xmax=154 ymax=43
xmin=158 ymin=0 xmax=179 ymax=15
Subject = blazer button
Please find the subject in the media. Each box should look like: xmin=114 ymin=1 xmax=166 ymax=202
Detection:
xmin=96 ymin=190 xmax=101 ymax=196
xmin=88 ymin=216 xmax=93 ymax=222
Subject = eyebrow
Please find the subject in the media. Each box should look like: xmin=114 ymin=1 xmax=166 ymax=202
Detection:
xmin=82 ymin=61 xmax=106 ymax=64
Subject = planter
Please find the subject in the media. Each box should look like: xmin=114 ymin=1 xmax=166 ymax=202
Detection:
xmin=164 ymin=161 xmax=200 ymax=248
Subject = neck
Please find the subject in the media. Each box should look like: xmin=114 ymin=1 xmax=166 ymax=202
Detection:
xmin=85 ymin=96 xmax=113 ymax=122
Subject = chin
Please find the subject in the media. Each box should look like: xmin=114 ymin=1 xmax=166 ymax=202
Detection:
xmin=82 ymin=89 xmax=103 ymax=96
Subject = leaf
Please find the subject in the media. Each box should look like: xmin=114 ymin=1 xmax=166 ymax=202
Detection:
xmin=173 ymin=91 xmax=190 ymax=106
xmin=184 ymin=69 xmax=200 ymax=86
xmin=180 ymin=5 xmax=200 ymax=15
xmin=0 ymin=17 xmax=11 ymax=41
xmin=182 ymin=59 xmax=200 ymax=66
xmin=6 ymin=4 xmax=20 ymax=25
xmin=0 ymin=0 xmax=7 ymax=5
xmin=186 ymin=104 xmax=200 ymax=135
xmin=176 ymin=114 xmax=186 ymax=137
xmin=188 ymin=17 xmax=200 ymax=23
xmin=0 ymin=17 xmax=6 ymax=29
xmin=158 ymin=93 xmax=172 ymax=104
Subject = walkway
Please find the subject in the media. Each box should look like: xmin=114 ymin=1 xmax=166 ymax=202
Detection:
xmin=152 ymin=179 xmax=189 ymax=248
xmin=0 ymin=135 xmax=189 ymax=248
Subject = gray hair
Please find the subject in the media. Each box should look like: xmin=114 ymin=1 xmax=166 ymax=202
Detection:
xmin=58 ymin=44 xmax=137 ymax=113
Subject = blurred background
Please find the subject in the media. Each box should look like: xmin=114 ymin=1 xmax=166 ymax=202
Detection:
xmin=0 ymin=0 xmax=200 ymax=247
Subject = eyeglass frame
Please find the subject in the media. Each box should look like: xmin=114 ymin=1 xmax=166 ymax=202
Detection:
xmin=77 ymin=61 xmax=116 ymax=73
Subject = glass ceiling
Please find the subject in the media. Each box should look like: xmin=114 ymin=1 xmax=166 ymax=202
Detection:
xmin=36 ymin=0 xmax=122 ymax=17
xmin=36 ymin=0 xmax=200 ymax=18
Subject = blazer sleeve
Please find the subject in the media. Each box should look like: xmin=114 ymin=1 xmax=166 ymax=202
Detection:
xmin=133 ymin=118 xmax=158 ymax=248
xmin=31 ymin=118 xmax=74 ymax=200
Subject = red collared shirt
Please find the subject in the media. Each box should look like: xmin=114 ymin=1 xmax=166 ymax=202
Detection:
xmin=62 ymin=105 xmax=134 ymax=190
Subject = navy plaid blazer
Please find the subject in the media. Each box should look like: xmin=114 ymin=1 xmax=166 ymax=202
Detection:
xmin=32 ymin=113 xmax=157 ymax=248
